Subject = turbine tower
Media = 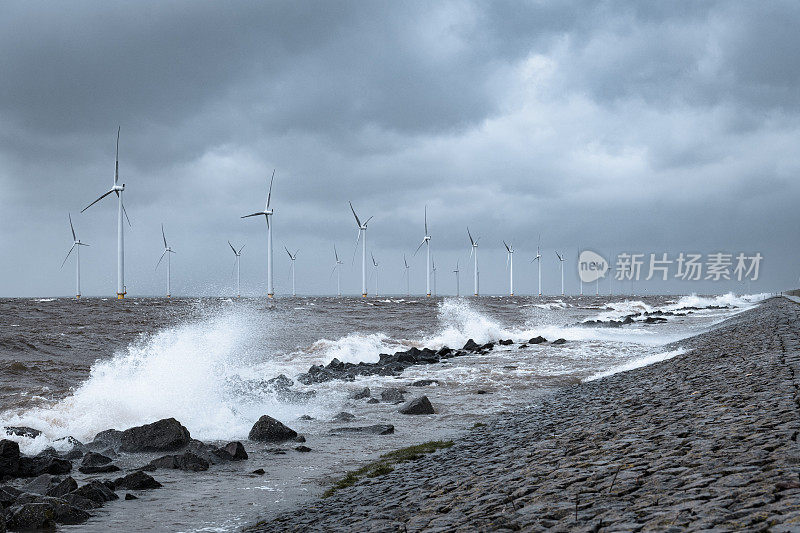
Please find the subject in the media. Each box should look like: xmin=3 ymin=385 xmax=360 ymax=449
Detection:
xmin=453 ymin=261 xmax=460 ymax=297
xmin=61 ymin=214 xmax=89 ymax=299
xmin=556 ymin=251 xmax=566 ymax=296
xmin=414 ymin=206 xmax=432 ymax=297
xmin=467 ymin=228 xmax=480 ymax=296
xmin=82 ymin=127 xmax=130 ymax=299
xmin=349 ymin=201 xmax=373 ymax=297
xmin=431 ymin=256 xmax=437 ymax=296
xmin=402 ymin=254 xmax=410 ymax=296
xmin=156 ymin=224 xmax=176 ymax=298
xmin=228 ymin=241 xmax=245 ymax=298
xmin=371 ymin=253 xmax=379 ymax=296
xmin=504 ymin=241 xmax=514 ymax=296
xmin=284 ymin=245 xmax=298 ymax=297
xmin=531 ymin=234 xmax=542 ymax=297
xmin=332 ymin=245 xmax=343 ymax=297
xmin=241 ymin=170 xmax=276 ymax=298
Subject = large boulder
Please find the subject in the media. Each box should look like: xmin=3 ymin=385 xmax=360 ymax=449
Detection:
xmin=70 ymin=481 xmax=118 ymax=504
xmin=87 ymin=429 xmax=123 ymax=452
xmin=350 ymin=387 xmax=371 ymax=399
xmin=399 ymin=396 xmax=435 ymax=415
xmin=119 ymin=418 xmax=191 ymax=452
xmin=213 ymin=441 xmax=248 ymax=461
xmin=114 ymin=471 xmax=162 ymax=490
xmin=142 ymin=452 xmax=209 ymax=472
xmin=17 ymin=455 xmax=72 ymax=477
xmin=5 ymin=502 xmax=56 ymax=530
xmin=380 ymin=388 xmax=406 ymax=404
xmin=528 ymin=336 xmax=547 ymax=344
xmin=248 ymin=415 xmax=297 ymax=442
xmin=12 ymin=494 xmax=90 ymax=525
xmin=46 ymin=477 xmax=78 ymax=498
xmin=81 ymin=452 xmax=112 ymax=467
xmin=3 ymin=427 xmax=42 ymax=439
xmin=21 ymin=474 xmax=55 ymax=495
xmin=0 ymin=440 xmax=20 ymax=477
xmin=463 ymin=339 xmax=480 ymax=351
xmin=0 ymin=485 xmax=22 ymax=508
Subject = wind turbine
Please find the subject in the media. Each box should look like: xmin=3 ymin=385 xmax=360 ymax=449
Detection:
xmin=402 ymin=254 xmax=410 ymax=296
xmin=61 ymin=214 xmax=89 ymax=299
xmin=349 ymin=201 xmax=373 ymax=297
xmin=556 ymin=251 xmax=566 ymax=296
xmin=156 ymin=224 xmax=176 ymax=298
xmin=504 ymin=241 xmax=515 ymax=296
xmin=228 ymin=241 xmax=245 ymax=298
xmin=284 ymin=245 xmax=298 ymax=297
xmin=81 ymin=127 xmax=130 ymax=299
xmin=371 ymin=253 xmax=379 ymax=296
xmin=331 ymin=245 xmax=343 ymax=297
xmin=413 ymin=206 xmax=432 ymax=297
xmin=241 ymin=169 xmax=276 ymax=298
xmin=453 ymin=260 xmax=460 ymax=297
xmin=467 ymin=228 xmax=480 ymax=296
xmin=431 ymin=256 xmax=437 ymax=296
xmin=531 ymin=234 xmax=542 ymax=297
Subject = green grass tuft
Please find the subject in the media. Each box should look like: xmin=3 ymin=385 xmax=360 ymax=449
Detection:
xmin=323 ymin=440 xmax=453 ymax=497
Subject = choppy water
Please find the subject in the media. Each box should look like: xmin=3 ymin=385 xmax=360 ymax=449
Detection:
xmin=0 ymin=293 xmax=768 ymax=531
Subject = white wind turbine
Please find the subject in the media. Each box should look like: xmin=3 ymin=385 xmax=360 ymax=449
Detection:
xmin=453 ymin=260 xmax=460 ymax=297
xmin=531 ymin=234 xmax=542 ymax=297
xmin=284 ymin=245 xmax=298 ymax=297
xmin=402 ymin=254 xmax=410 ymax=296
xmin=81 ymin=127 xmax=130 ymax=299
xmin=241 ymin=170 xmax=276 ymax=298
xmin=331 ymin=245 xmax=343 ymax=297
xmin=228 ymin=241 xmax=245 ymax=298
xmin=431 ymin=256 xmax=437 ymax=296
xmin=556 ymin=251 xmax=566 ymax=296
xmin=155 ymin=224 xmax=176 ymax=298
xmin=413 ymin=206 xmax=432 ymax=297
xmin=371 ymin=253 xmax=379 ymax=296
xmin=467 ymin=227 xmax=480 ymax=296
xmin=61 ymin=214 xmax=89 ymax=299
xmin=504 ymin=241 xmax=515 ymax=296
xmin=349 ymin=201 xmax=373 ymax=297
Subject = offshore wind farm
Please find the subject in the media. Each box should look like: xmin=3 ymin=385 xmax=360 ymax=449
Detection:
xmin=1 ymin=2 xmax=798 ymax=533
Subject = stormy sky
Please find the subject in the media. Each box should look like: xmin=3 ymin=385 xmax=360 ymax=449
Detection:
xmin=1 ymin=0 xmax=798 ymax=297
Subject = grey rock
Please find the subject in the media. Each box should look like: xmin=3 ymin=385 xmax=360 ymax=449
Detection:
xmin=119 ymin=418 xmax=191 ymax=452
xmin=398 ymin=396 xmax=435 ymax=415
xmin=249 ymin=415 xmax=298 ymax=442
xmin=113 ymin=471 xmax=162 ymax=490
xmin=329 ymin=425 xmax=394 ymax=435
xmin=142 ymin=452 xmax=209 ymax=472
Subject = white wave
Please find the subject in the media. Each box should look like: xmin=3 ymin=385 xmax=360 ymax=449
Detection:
xmin=424 ymin=298 xmax=514 ymax=348
xmin=584 ymin=348 xmax=687 ymax=381
xmin=533 ymin=299 xmax=570 ymax=310
xmin=665 ymin=292 xmax=769 ymax=311
xmin=300 ymin=332 xmax=400 ymax=365
xmin=35 ymin=298 xmax=56 ymax=303
xmin=0 ymin=307 xmax=327 ymax=452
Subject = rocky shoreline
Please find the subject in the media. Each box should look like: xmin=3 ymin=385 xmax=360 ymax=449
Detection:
xmin=249 ymin=297 xmax=800 ymax=531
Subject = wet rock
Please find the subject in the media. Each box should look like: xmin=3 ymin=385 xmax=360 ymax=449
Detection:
xmin=249 ymin=415 xmax=298 ymax=443
xmin=12 ymin=493 xmax=90 ymax=525
xmin=436 ymin=347 xmax=453 ymax=357
xmin=81 ymin=452 xmax=113 ymax=467
xmin=119 ymin=418 xmax=191 ymax=453
xmin=114 ymin=471 xmax=162 ymax=490
xmin=3 ymin=427 xmax=42 ymax=439
xmin=644 ymin=316 xmax=668 ymax=323
xmin=298 ymin=415 xmax=314 ymax=421
xmin=45 ymin=477 xmax=78 ymax=499
xmin=17 ymin=455 xmax=72 ymax=477
xmin=463 ymin=339 xmax=480 ymax=351
xmin=0 ymin=440 xmax=20 ymax=478
xmin=265 ymin=448 xmax=287 ymax=455
xmin=381 ymin=388 xmax=406 ymax=404
xmin=293 ymin=435 xmax=306 ymax=443
xmin=295 ymin=446 xmax=312 ymax=453
xmin=252 ymin=468 xmax=265 ymax=475
xmin=410 ymin=379 xmax=439 ymax=387
xmin=498 ymin=339 xmax=514 ymax=345
xmin=332 ymin=412 xmax=356 ymax=422
xmin=329 ymin=425 xmax=394 ymax=435
xmin=79 ymin=464 xmax=121 ymax=474
xmin=367 ymin=398 xmax=380 ymax=404
xmin=142 ymin=452 xmax=209 ymax=472
xmin=475 ymin=390 xmax=488 ymax=395
xmin=0 ymin=485 xmax=22 ymax=508
xmin=21 ymin=474 xmax=56 ymax=495
xmin=528 ymin=336 xmax=547 ymax=344
xmin=213 ymin=441 xmax=248 ymax=461
xmin=350 ymin=387 xmax=371 ymax=399
xmin=63 ymin=492 xmax=100 ymax=510
xmin=551 ymin=338 xmax=567 ymax=345
xmin=87 ymin=429 xmax=123 ymax=452
xmin=267 ymin=374 xmax=294 ymax=389
xmin=70 ymin=480 xmax=118 ymax=504
xmin=5 ymin=502 xmax=56 ymax=530
xmin=399 ymin=396 xmax=435 ymax=415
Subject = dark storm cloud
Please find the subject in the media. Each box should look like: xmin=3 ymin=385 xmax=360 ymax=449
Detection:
xmin=0 ymin=0 xmax=798 ymax=297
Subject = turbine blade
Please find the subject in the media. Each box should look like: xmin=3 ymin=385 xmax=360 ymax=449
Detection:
xmin=503 ymin=240 xmax=510 ymax=252
xmin=413 ymin=239 xmax=425 ymax=256
xmin=467 ymin=227 xmax=474 ymax=246
xmin=121 ymin=197 xmax=132 ymax=227
xmin=334 ymin=244 xmax=340 ymax=262
xmin=81 ymin=189 xmax=114 ymax=212
xmin=162 ymin=224 xmax=167 ymax=248
xmin=284 ymin=244 xmax=292 ymax=258
xmin=351 ymin=229 xmax=362 ymax=264
xmin=69 ymin=213 xmax=76 ymax=241
xmin=114 ymin=126 xmax=120 ymax=186
xmin=266 ymin=169 xmax=275 ymax=209
xmin=349 ymin=201 xmax=362 ymax=227
xmin=155 ymin=250 xmax=167 ymax=270
xmin=228 ymin=240 xmax=237 ymax=255
xmin=60 ymin=244 xmax=76 ymax=269
xmin=363 ymin=215 xmax=373 ymax=226
xmin=238 ymin=244 xmax=245 ymax=254
xmin=241 ymin=212 xmax=264 ymax=218
xmin=403 ymin=254 xmax=408 ymax=268
xmin=424 ymin=205 xmax=428 ymax=235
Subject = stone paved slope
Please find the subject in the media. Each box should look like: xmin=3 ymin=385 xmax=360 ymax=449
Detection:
xmin=251 ymin=297 xmax=800 ymax=532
